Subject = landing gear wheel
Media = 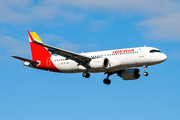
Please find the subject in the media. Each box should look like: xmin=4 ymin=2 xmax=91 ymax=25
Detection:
xmin=143 ymin=65 xmax=149 ymax=76
xmin=144 ymin=72 xmax=149 ymax=76
xmin=82 ymin=72 xmax=90 ymax=78
xmin=86 ymin=73 xmax=90 ymax=78
xmin=103 ymin=78 xmax=111 ymax=85
xmin=82 ymin=72 xmax=86 ymax=77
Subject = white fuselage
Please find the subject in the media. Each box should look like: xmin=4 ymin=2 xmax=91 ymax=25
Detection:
xmin=51 ymin=47 xmax=167 ymax=73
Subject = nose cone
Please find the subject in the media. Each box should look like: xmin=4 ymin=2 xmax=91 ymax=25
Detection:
xmin=159 ymin=53 xmax=167 ymax=62
xmin=162 ymin=53 xmax=167 ymax=61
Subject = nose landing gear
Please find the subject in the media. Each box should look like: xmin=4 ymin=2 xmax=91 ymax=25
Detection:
xmin=143 ymin=65 xmax=149 ymax=76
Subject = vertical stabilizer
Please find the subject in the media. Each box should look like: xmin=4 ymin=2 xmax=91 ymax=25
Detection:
xmin=28 ymin=31 xmax=60 ymax=72
xmin=28 ymin=31 xmax=51 ymax=61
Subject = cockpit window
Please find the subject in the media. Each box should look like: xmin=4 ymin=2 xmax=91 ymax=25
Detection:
xmin=150 ymin=49 xmax=161 ymax=53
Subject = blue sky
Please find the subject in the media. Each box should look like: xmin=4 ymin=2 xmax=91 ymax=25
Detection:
xmin=0 ymin=0 xmax=180 ymax=120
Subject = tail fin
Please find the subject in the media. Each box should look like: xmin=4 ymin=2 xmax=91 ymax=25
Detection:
xmin=28 ymin=31 xmax=60 ymax=72
xmin=28 ymin=31 xmax=51 ymax=61
xmin=28 ymin=31 xmax=53 ymax=71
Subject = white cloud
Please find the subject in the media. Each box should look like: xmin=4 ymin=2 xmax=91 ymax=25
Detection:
xmin=57 ymin=0 xmax=180 ymax=16
xmin=1 ymin=0 xmax=179 ymax=25
xmin=4 ymin=0 xmax=32 ymax=7
xmin=1 ymin=0 xmax=180 ymax=40
xmin=31 ymin=3 xmax=85 ymax=22
xmin=138 ymin=12 xmax=180 ymax=40
xmin=88 ymin=20 xmax=107 ymax=31
xmin=0 ymin=33 xmax=87 ymax=61
xmin=39 ymin=34 xmax=65 ymax=43
xmin=0 ymin=35 xmax=30 ymax=56
xmin=0 ymin=0 xmax=86 ymax=24
xmin=40 ymin=0 xmax=180 ymax=40
xmin=57 ymin=43 xmax=81 ymax=52
xmin=39 ymin=34 xmax=81 ymax=52
xmin=35 ymin=34 xmax=98 ymax=52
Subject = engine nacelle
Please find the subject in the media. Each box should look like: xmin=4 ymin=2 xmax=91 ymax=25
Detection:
xmin=117 ymin=68 xmax=141 ymax=80
xmin=108 ymin=58 xmax=121 ymax=68
xmin=89 ymin=58 xmax=109 ymax=69
xmin=24 ymin=61 xmax=34 ymax=68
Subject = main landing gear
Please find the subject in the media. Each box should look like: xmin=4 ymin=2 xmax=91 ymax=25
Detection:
xmin=82 ymin=71 xmax=113 ymax=85
xmin=82 ymin=72 xmax=90 ymax=78
xmin=103 ymin=78 xmax=111 ymax=85
xmin=143 ymin=65 xmax=149 ymax=76
xmin=82 ymin=66 xmax=90 ymax=78
xmin=103 ymin=72 xmax=115 ymax=85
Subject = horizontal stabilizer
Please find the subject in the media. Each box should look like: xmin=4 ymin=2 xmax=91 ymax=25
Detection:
xmin=11 ymin=56 xmax=39 ymax=65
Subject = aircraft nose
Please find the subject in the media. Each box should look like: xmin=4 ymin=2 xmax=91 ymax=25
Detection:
xmin=160 ymin=53 xmax=167 ymax=62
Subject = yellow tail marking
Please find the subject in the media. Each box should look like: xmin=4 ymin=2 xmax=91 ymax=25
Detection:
xmin=30 ymin=32 xmax=43 ymax=43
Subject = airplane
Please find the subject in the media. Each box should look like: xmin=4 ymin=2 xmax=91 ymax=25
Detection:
xmin=12 ymin=31 xmax=167 ymax=85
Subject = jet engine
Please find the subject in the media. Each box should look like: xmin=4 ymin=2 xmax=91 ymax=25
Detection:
xmin=89 ymin=58 xmax=109 ymax=69
xmin=117 ymin=68 xmax=141 ymax=80
xmin=108 ymin=58 xmax=121 ymax=68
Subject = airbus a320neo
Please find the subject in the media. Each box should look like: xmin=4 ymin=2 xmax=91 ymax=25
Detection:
xmin=12 ymin=31 xmax=167 ymax=85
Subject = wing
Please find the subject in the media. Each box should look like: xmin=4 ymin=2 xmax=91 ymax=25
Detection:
xmin=28 ymin=31 xmax=91 ymax=67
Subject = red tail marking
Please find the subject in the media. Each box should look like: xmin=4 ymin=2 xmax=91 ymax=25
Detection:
xmin=28 ymin=31 xmax=61 ymax=73
xmin=30 ymin=42 xmax=60 ymax=72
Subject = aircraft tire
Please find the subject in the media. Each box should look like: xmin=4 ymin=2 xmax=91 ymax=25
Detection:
xmin=82 ymin=72 xmax=87 ymax=77
xmin=82 ymin=72 xmax=90 ymax=78
xmin=144 ymin=72 xmax=149 ymax=76
xmin=86 ymin=73 xmax=90 ymax=78
xmin=103 ymin=78 xmax=111 ymax=85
